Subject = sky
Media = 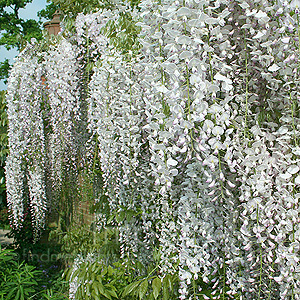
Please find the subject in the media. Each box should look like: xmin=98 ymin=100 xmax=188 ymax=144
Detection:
xmin=0 ymin=0 xmax=48 ymax=90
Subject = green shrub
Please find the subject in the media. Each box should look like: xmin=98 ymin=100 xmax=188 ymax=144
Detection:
xmin=50 ymin=223 xmax=120 ymax=263
xmin=66 ymin=256 xmax=180 ymax=300
xmin=0 ymin=247 xmax=41 ymax=300
xmin=0 ymin=246 xmax=68 ymax=300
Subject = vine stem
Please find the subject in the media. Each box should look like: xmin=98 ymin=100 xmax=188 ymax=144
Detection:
xmin=290 ymin=13 xmax=300 ymax=299
xmin=267 ymin=250 xmax=276 ymax=300
xmin=290 ymin=88 xmax=297 ymax=300
xmin=218 ymin=151 xmax=226 ymax=300
xmin=257 ymin=206 xmax=263 ymax=299
xmin=297 ymin=13 xmax=300 ymax=72
xmin=243 ymin=30 xmax=249 ymax=140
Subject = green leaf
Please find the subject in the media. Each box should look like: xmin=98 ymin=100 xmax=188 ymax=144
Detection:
xmin=115 ymin=211 xmax=125 ymax=223
xmin=122 ymin=280 xmax=142 ymax=297
xmin=108 ymin=265 xmax=114 ymax=276
xmin=162 ymin=284 xmax=169 ymax=300
xmin=100 ymin=267 xmax=107 ymax=276
xmin=92 ymin=282 xmax=101 ymax=295
xmin=138 ymin=280 xmax=148 ymax=299
xmin=100 ymin=288 xmax=112 ymax=300
xmin=152 ymin=277 xmax=162 ymax=299
xmin=107 ymin=289 xmax=118 ymax=298
xmin=163 ymin=274 xmax=172 ymax=291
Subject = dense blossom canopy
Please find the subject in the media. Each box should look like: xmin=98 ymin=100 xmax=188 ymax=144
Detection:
xmin=6 ymin=0 xmax=300 ymax=298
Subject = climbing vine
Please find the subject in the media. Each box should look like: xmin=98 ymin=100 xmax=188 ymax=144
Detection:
xmin=6 ymin=0 xmax=300 ymax=298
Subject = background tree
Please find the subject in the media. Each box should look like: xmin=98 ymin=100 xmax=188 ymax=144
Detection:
xmin=0 ymin=0 xmax=58 ymax=82
xmin=50 ymin=0 xmax=140 ymax=19
xmin=37 ymin=1 xmax=58 ymax=21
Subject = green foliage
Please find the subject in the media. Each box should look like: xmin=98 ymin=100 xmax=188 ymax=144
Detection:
xmin=0 ymin=0 xmax=47 ymax=82
xmin=67 ymin=256 xmax=180 ymax=300
xmin=0 ymin=0 xmax=42 ymax=51
xmin=0 ymin=59 xmax=10 ymax=82
xmin=50 ymin=223 xmax=120 ymax=262
xmin=51 ymin=0 xmax=111 ymax=17
xmin=0 ymin=246 xmax=41 ymax=300
xmin=101 ymin=11 xmax=141 ymax=56
xmin=0 ymin=91 xmax=8 ymax=165
xmin=38 ymin=1 xmax=60 ymax=21
xmin=51 ymin=0 xmax=140 ymax=17
xmin=50 ymin=0 xmax=141 ymax=55
xmin=0 ymin=167 xmax=6 ymax=208
xmin=50 ymin=0 xmax=139 ymax=18
xmin=0 ymin=245 xmax=69 ymax=300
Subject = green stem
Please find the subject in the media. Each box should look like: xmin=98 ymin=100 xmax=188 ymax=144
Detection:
xmin=267 ymin=251 xmax=276 ymax=300
xmin=217 ymin=151 xmax=226 ymax=300
xmin=206 ymin=31 xmax=214 ymax=86
xmin=257 ymin=207 xmax=263 ymax=299
xmin=186 ymin=64 xmax=191 ymax=121
xmin=297 ymin=13 xmax=300 ymax=71
xmin=92 ymin=134 xmax=98 ymax=175
xmin=244 ymin=30 xmax=249 ymax=140
xmin=208 ymin=51 xmax=214 ymax=84
xmin=146 ymin=264 xmax=160 ymax=279
xmin=290 ymin=91 xmax=298 ymax=147
xmin=193 ymin=277 xmax=196 ymax=300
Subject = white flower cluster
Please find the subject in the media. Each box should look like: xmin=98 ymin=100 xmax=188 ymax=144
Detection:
xmin=44 ymin=38 xmax=82 ymax=198
xmin=6 ymin=0 xmax=300 ymax=298
xmin=6 ymin=36 xmax=86 ymax=234
xmin=6 ymin=43 xmax=47 ymax=235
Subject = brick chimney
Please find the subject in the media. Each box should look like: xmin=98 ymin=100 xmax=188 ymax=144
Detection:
xmin=43 ymin=10 xmax=62 ymax=35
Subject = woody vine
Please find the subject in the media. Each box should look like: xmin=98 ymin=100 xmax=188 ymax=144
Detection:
xmin=5 ymin=0 xmax=300 ymax=298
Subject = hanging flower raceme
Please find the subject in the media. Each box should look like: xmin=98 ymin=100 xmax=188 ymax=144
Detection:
xmin=44 ymin=38 xmax=82 ymax=199
xmin=133 ymin=0 xmax=242 ymax=297
xmin=230 ymin=0 xmax=300 ymax=298
xmin=6 ymin=41 xmax=47 ymax=234
xmin=88 ymin=38 xmax=160 ymax=261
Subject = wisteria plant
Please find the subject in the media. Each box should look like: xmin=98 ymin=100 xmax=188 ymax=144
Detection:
xmin=5 ymin=0 xmax=300 ymax=299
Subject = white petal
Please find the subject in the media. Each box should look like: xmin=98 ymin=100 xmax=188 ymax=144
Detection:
xmin=281 ymin=37 xmax=290 ymax=44
xmin=280 ymin=173 xmax=292 ymax=180
xmin=295 ymin=175 xmax=300 ymax=184
xmin=208 ymin=84 xmax=219 ymax=93
xmin=253 ymin=31 xmax=265 ymax=39
xmin=156 ymin=85 xmax=169 ymax=93
xmin=179 ymin=50 xmax=193 ymax=60
xmin=255 ymin=10 xmax=268 ymax=19
xmin=274 ymin=276 xmax=283 ymax=283
xmin=170 ymin=169 xmax=178 ymax=176
xmin=287 ymin=165 xmax=299 ymax=175
xmin=268 ymin=64 xmax=280 ymax=72
xmin=205 ymin=17 xmax=218 ymax=24
xmin=214 ymin=72 xmax=232 ymax=84
xmin=212 ymin=126 xmax=224 ymax=136
xmin=278 ymin=126 xmax=289 ymax=134
xmin=292 ymin=148 xmax=300 ymax=155
xmin=176 ymin=7 xmax=193 ymax=17
xmin=167 ymin=157 xmax=178 ymax=167
xmin=227 ymin=181 xmax=236 ymax=188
